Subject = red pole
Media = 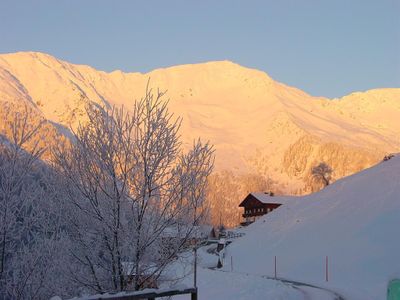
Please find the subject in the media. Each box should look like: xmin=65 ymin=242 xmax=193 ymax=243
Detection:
xmin=325 ymin=256 xmax=328 ymax=282
xmin=274 ymin=256 xmax=277 ymax=279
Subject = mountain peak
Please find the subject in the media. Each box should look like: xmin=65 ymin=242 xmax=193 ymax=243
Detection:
xmin=0 ymin=51 xmax=271 ymax=81
xmin=1 ymin=51 xmax=61 ymax=63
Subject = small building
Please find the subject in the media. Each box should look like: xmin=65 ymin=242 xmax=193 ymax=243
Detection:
xmin=209 ymin=226 xmax=225 ymax=240
xmin=239 ymin=192 xmax=291 ymax=226
xmin=121 ymin=262 xmax=159 ymax=289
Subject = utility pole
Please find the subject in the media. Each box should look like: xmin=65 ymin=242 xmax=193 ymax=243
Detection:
xmin=194 ymin=246 xmax=197 ymax=288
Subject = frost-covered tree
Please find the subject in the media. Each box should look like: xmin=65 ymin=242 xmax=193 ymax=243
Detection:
xmin=53 ymin=85 xmax=214 ymax=293
xmin=0 ymin=106 xmax=67 ymax=299
xmin=311 ymin=162 xmax=333 ymax=187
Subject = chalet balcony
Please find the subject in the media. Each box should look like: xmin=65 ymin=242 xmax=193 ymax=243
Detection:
xmin=242 ymin=211 xmax=266 ymax=218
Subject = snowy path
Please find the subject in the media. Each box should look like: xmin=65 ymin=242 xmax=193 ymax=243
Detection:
xmin=270 ymin=277 xmax=345 ymax=300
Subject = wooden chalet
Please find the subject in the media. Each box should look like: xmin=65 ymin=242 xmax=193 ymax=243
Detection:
xmin=239 ymin=192 xmax=290 ymax=226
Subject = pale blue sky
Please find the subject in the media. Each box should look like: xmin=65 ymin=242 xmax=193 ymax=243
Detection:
xmin=0 ymin=0 xmax=399 ymax=97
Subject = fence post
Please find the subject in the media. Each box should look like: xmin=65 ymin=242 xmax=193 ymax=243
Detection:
xmin=325 ymin=256 xmax=329 ymax=282
xmin=191 ymin=288 xmax=198 ymax=300
xmin=274 ymin=256 xmax=277 ymax=279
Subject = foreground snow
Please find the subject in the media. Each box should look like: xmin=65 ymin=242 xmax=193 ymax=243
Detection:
xmin=176 ymin=268 xmax=304 ymax=300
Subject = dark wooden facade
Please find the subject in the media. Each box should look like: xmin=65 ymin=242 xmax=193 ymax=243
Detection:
xmin=239 ymin=193 xmax=282 ymax=225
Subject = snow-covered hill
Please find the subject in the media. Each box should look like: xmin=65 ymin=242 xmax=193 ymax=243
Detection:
xmin=224 ymin=155 xmax=400 ymax=299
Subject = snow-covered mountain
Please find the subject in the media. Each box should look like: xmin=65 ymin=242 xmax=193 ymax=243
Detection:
xmin=224 ymin=155 xmax=400 ymax=300
xmin=0 ymin=51 xmax=399 ymax=195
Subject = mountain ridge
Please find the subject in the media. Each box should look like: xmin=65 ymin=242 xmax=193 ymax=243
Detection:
xmin=1 ymin=51 xmax=397 ymax=97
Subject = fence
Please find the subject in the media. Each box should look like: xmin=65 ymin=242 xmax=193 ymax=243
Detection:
xmin=68 ymin=287 xmax=197 ymax=300
xmin=225 ymin=255 xmax=331 ymax=282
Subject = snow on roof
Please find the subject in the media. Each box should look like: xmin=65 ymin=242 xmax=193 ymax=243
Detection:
xmin=250 ymin=192 xmax=296 ymax=205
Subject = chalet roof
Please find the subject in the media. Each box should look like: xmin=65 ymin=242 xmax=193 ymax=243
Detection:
xmin=239 ymin=192 xmax=297 ymax=207
xmin=251 ymin=192 xmax=295 ymax=204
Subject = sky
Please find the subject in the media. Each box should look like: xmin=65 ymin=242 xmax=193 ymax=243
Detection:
xmin=0 ymin=0 xmax=399 ymax=98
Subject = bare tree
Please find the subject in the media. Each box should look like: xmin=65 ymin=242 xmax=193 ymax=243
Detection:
xmin=311 ymin=162 xmax=333 ymax=187
xmin=53 ymin=85 xmax=214 ymax=294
